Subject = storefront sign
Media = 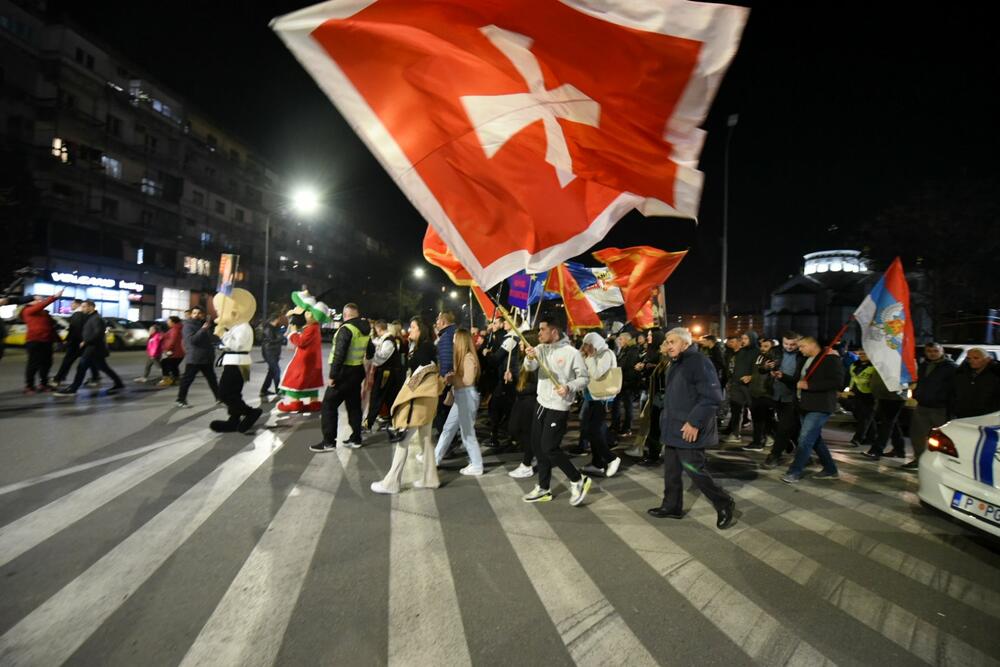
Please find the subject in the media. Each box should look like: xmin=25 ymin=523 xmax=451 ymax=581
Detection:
xmin=50 ymin=272 xmax=144 ymax=292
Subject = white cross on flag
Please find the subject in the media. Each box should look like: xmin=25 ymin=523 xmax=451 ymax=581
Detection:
xmin=273 ymin=0 xmax=748 ymax=288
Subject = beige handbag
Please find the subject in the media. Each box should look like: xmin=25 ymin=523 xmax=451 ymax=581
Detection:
xmin=588 ymin=365 xmax=622 ymax=399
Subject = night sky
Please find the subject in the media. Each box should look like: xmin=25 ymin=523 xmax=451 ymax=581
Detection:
xmin=49 ymin=1 xmax=999 ymax=314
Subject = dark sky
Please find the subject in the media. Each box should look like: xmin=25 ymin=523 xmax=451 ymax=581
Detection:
xmin=50 ymin=1 xmax=999 ymax=313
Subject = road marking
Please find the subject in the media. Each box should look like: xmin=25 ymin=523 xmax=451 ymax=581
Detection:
xmin=0 ymin=432 xmax=216 ymax=567
xmin=0 ymin=434 xmax=196 ymax=497
xmin=623 ymin=470 xmax=998 ymax=666
xmin=729 ymin=483 xmax=1000 ymax=618
xmin=387 ymin=483 xmax=471 ymax=666
xmin=0 ymin=428 xmax=292 ymax=666
xmin=477 ymin=473 xmax=658 ymax=666
xmin=180 ymin=452 xmax=343 ymax=667
xmin=590 ymin=486 xmax=834 ymax=665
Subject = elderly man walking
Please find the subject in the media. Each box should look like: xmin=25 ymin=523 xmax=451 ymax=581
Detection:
xmin=647 ymin=327 xmax=735 ymax=529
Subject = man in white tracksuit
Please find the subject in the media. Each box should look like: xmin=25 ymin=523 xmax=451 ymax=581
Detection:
xmin=521 ymin=312 xmax=592 ymax=506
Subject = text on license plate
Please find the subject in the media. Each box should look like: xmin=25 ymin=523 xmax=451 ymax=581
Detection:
xmin=951 ymin=491 xmax=1000 ymax=527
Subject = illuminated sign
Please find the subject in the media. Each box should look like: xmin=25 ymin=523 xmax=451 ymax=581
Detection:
xmin=50 ymin=272 xmax=144 ymax=292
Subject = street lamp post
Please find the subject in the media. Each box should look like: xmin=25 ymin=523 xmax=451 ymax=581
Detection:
xmin=720 ymin=113 xmax=738 ymax=340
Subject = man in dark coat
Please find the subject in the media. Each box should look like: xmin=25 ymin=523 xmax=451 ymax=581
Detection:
xmin=904 ymin=342 xmax=957 ymax=469
xmin=52 ymin=298 xmax=98 ymax=387
xmin=781 ymin=337 xmax=843 ymax=483
xmin=951 ymin=348 xmax=1000 ymax=418
xmin=54 ymin=300 xmax=124 ymax=395
xmin=175 ymin=306 xmax=220 ymax=407
xmin=611 ymin=330 xmax=642 ymax=436
xmin=647 ymin=327 xmax=735 ymax=529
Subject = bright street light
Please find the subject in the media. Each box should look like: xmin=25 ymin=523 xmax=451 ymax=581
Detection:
xmin=449 ymin=290 xmax=458 ymax=299
xmin=290 ymin=186 xmax=320 ymax=215
xmin=413 ymin=267 xmax=426 ymax=279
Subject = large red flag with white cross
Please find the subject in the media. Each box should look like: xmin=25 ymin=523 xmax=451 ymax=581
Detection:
xmin=273 ymin=0 xmax=748 ymax=287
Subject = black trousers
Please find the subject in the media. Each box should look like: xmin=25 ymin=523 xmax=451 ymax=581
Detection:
xmin=644 ymin=403 xmax=663 ymax=460
xmin=610 ymin=387 xmax=635 ymax=432
xmin=750 ymin=396 xmax=776 ymax=446
xmin=321 ymin=371 xmax=364 ymax=444
xmin=25 ymin=341 xmax=53 ymax=388
xmin=851 ymin=392 xmax=876 ymax=443
xmin=67 ymin=353 xmax=123 ymax=391
xmin=161 ymin=358 xmax=181 ymax=380
xmin=177 ymin=363 xmax=219 ymax=402
xmin=872 ymin=399 xmax=905 ymax=455
xmin=661 ymin=446 xmax=732 ymax=513
xmin=219 ymin=365 xmax=253 ymax=424
xmin=488 ymin=381 xmax=515 ymax=442
xmin=531 ymin=404 xmax=581 ymax=490
xmin=366 ymin=369 xmax=402 ymax=428
xmin=583 ymin=400 xmax=617 ymax=469
xmin=54 ymin=343 xmax=97 ymax=384
xmin=767 ymin=401 xmax=799 ymax=460
xmin=508 ymin=395 xmax=536 ymax=466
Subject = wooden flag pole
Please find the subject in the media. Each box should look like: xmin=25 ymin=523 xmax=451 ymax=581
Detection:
xmin=492 ymin=301 xmax=559 ymax=387
xmin=803 ymin=317 xmax=854 ymax=383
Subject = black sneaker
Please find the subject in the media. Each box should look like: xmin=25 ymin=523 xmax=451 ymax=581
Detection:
xmin=106 ymin=385 xmax=125 ymax=395
xmin=309 ymin=442 xmax=337 ymax=453
xmin=341 ymin=437 xmax=363 ymax=449
xmin=53 ymin=387 xmax=76 ymax=397
xmin=741 ymin=443 xmax=765 ymax=452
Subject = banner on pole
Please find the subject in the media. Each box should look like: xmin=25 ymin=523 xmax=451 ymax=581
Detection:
xmin=218 ymin=254 xmax=238 ymax=296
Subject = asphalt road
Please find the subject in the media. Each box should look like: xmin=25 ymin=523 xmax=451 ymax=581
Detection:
xmin=1 ymin=348 xmax=998 ymax=666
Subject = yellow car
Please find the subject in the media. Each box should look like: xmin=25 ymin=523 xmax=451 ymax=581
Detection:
xmin=2 ymin=316 xmax=116 ymax=348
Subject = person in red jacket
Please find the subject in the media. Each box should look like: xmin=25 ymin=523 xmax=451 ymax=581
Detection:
xmin=158 ymin=316 xmax=185 ymax=386
xmin=21 ymin=289 xmax=63 ymax=393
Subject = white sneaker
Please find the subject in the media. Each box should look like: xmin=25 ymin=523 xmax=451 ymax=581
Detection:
xmin=508 ymin=463 xmax=534 ymax=479
xmin=569 ymin=475 xmax=592 ymax=506
xmin=522 ymin=485 xmax=553 ymax=503
xmin=624 ymin=446 xmax=643 ymax=458
xmin=605 ymin=457 xmax=621 ymax=478
xmin=370 ymin=481 xmax=396 ymax=495
xmin=460 ymin=465 xmax=484 ymax=476
xmin=723 ymin=434 xmax=742 ymax=444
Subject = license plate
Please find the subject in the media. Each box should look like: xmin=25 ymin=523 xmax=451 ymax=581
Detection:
xmin=951 ymin=491 xmax=1000 ymax=527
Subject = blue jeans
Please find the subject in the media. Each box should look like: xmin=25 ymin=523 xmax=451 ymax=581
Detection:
xmin=787 ymin=411 xmax=837 ymax=477
xmin=434 ymin=387 xmax=483 ymax=468
xmin=260 ymin=357 xmax=282 ymax=394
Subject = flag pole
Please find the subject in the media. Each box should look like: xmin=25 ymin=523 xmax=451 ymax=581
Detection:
xmin=491 ymin=301 xmax=559 ymax=387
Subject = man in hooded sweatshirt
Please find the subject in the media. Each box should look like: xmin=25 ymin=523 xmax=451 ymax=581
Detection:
xmin=520 ymin=311 xmax=593 ymax=506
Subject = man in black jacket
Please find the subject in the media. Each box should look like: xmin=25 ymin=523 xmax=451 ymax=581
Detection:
xmin=904 ymin=342 xmax=957 ymax=469
xmin=611 ymin=330 xmax=642 ymax=436
xmin=951 ymin=349 xmax=1000 ymax=419
xmin=54 ymin=301 xmax=124 ymax=395
xmin=259 ymin=313 xmax=286 ymax=397
xmin=781 ymin=336 xmax=842 ymax=483
xmin=311 ymin=303 xmax=371 ymax=452
xmin=175 ymin=306 xmax=220 ymax=408
xmin=51 ymin=299 xmax=98 ymax=387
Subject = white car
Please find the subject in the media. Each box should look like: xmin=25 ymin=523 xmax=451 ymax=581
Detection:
xmin=918 ymin=411 xmax=1000 ymax=538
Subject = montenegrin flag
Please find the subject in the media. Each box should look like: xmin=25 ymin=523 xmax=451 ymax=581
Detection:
xmin=853 ymin=257 xmax=917 ymax=391
xmin=273 ymin=0 xmax=748 ymax=288
xmin=592 ymin=246 xmax=687 ymax=322
xmin=422 ymin=226 xmax=496 ymax=320
xmin=544 ymin=263 xmax=602 ymax=332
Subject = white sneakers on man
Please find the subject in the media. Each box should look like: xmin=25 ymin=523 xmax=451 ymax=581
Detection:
xmin=508 ymin=463 xmax=534 ymax=478
xmin=569 ymin=476 xmax=593 ymax=506
xmin=605 ymin=457 xmax=622 ymax=478
xmin=459 ymin=465 xmax=483 ymax=476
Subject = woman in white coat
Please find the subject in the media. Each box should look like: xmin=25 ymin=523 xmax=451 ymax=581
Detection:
xmin=580 ymin=331 xmax=622 ymax=478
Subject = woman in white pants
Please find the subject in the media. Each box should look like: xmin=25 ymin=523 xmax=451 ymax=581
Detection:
xmin=433 ymin=329 xmax=484 ymax=475
xmin=371 ymin=318 xmax=443 ymax=494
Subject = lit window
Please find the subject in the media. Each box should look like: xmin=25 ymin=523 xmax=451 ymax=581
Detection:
xmin=101 ymin=155 xmax=122 ymax=179
xmin=51 ymin=137 xmax=68 ymax=163
xmin=816 ymin=262 xmax=829 ymax=273
xmin=307 ymin=244 xmax=314 ymax=254
xmin=137 ymin=248 xmax=144 ymax=265
xmin=141 ymin=177 xmax=161 ymax=196
xmin=830 ymin=261 xmax=842 ymax=272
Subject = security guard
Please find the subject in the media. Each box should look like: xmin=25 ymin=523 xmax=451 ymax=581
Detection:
xmin=310 ymin=302 xmax=372 ymax=452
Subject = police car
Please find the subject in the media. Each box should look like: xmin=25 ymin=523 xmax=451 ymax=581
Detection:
xmin=918 ymin=411 xmax=1000 ymax=538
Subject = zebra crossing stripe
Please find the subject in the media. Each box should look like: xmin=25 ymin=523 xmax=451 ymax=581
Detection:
xmin=729 ymin=483 xmax=1000 ymax=618
xmin=180 ymin=451 xmax=344 ymax=667
xmin=0 ymin=428 xmax=293 ymax=666
xmin=0 ymin=431 xmax=216 ymax=568
xmin=589 ymin=486 xmax=834 ymax=665
xmin=476 ymin=473 xmax=659 ymax=666
xmin=827 ymin=452 xmax=919 ymax=486
xmin=387 ymin=483 xmax=471 ymax=666
xmin=623 ymin=470 xmax=997 ymax=666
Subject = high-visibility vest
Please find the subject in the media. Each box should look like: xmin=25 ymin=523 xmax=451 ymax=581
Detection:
xmin=330 ymin=322 xmax=369 ymax=367
xmin=849 ymin=363 xmax=875 ymax=394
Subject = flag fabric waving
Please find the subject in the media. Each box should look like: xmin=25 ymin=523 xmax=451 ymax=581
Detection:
xmin=564 ymin=262 xmax=625 ymax=313
xmin=527 ymin=272 xmax=560 ymax=306
xmin=544 ymin=264 xmax=602 ymax=332
xmin=853 ymin=257 xmax=917 ymax=392
xmin=592 ymin=246 xmax=687 ymax=322
xmin=421 ymin=226 xmax=497 ymax=320
xmin=273 ymin=0 xmax=748 ymax=288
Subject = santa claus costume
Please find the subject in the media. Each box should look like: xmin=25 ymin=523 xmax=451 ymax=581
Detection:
xmin=277 ymin=291 xmax=329 ymax=412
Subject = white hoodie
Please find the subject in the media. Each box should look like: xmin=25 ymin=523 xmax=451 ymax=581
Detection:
xmin=582 ymin=332 xmax=617 ymax=392
xmin=523 ymin=335 xmax=589 ymax=411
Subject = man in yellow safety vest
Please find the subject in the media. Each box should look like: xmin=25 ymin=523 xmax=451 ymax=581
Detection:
xmin=310 ymin=302 xmax=372 ymax=452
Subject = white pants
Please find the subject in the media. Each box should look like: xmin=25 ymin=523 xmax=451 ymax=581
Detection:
xmin=379 ymin=424 xmax=439 ymax=493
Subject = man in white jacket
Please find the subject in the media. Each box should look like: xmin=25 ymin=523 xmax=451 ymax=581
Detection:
xmin=521 ymin=312 xmax=592 ymax=506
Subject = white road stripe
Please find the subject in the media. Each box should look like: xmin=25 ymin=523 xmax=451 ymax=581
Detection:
xmin=623 ymin=470 xmax=998 ymax=666
xmin=730 ymin=483 xmax=1000 ymax=618
xmin=0 ymin=434 xmax=195 ymax=497
xmin=0 ymin=432 xmax=217 ymax=567
xmin=828 ymin=452 xmax=920 ymax=485
xmin=0 ymin=428 xmax=293 ymax=667
xmin=588 ymin=488 xmax=834 ymax=665
xmin=180 ymin=452 xmax=343 ymax=667
xmin=387 ymin=484 xmax=471 ymax=666
xmin=477 ymin=473 xmax=658 ymax=666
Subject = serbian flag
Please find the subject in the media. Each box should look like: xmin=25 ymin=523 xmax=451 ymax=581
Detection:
xmin=422 ymin=226 xmax=497 ymax=319
xmin=853 ymin=257 xmax=917 ymax=391
xmin=565 ymin=262 xmax=625 ymax=313
xmin=592 ymin=246 xmax=687 ymax=322
xmin=273 ymin=1 xmax=748 ymax=288
xmin=544 ymin=264 xmax=601 ymax=331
